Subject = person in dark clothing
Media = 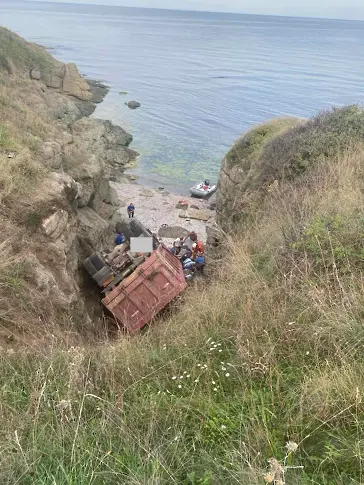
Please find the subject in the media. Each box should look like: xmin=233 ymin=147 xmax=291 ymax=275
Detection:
xmin=115 ymin=232 xmax=125 ymax=246
xmin=180 ymin=247 xmax=192 ymax=263
xmin=127 ymin=203 xmax=135 ymax=218
xmin=195 ymin=255 xmax=206 ymax=274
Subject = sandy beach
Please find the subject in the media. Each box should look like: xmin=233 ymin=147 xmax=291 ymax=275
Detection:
xmin=111 ymin=179 xmax=216 ymax=246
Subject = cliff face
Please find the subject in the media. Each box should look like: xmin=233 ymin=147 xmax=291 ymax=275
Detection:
xmin=0 ymin=27 xmax=137 ymax=340
xmin=216 ymin=118 xmax=299 ymax=232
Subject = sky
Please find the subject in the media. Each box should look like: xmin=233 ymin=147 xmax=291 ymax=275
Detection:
xmin=29 ymin=0 xmax=364 ymax=20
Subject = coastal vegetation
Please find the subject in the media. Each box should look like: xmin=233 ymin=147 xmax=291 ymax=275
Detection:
xmin=1 ymin=26 xmax=364 ymax=485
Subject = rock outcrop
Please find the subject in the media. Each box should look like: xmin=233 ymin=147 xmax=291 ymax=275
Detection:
xmin=0 ymin=26 xmax=137 ymax=332
xmin=216 ymin=118 xmax=299 ymax=232
xmin=125 ymin=100 xmax=141 ymax=109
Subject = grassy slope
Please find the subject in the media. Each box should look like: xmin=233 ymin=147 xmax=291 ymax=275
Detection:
xmin=1 ymin=107 xmax=364 ymax=484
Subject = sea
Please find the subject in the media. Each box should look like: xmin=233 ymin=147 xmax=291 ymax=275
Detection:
xmin=1 ymin=1 xmax=364 ymax=194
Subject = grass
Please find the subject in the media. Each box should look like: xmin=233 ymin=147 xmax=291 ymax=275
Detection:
xmin=1 ymin=144 xmax=364 ymax=483
xmin=0 ymin=27 xmax=52 ymax=73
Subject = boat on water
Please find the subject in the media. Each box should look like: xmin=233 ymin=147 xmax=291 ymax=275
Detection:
xmin=190 ymin=179 xmax=217 ymax=198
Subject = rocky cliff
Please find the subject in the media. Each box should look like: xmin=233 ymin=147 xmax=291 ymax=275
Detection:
xmin=0 ymin=27 xmax=137 ymax=340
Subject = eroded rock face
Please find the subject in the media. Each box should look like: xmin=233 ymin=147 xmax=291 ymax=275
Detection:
xmin=42 ymin=210 xmax=69 ymax=240
xmin=216 ymin=119 xmax=300 ymax=232
xmin=0 ymin=27 xmax=140 ymax=327
xmin=30 ymin=60 xmax=93 ymax=102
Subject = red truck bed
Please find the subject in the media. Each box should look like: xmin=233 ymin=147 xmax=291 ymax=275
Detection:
xmin=102 ymin=244 xmax=187 ymax=333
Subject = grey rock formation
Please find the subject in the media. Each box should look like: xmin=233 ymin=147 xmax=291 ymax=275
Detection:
xmin=158 ymin=225 xmax=189 ymax=238
xmin=125 ymin=100 xmax=141 ymax=109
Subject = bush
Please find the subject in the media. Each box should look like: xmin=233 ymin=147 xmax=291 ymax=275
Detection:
xmin=258 ymin=105 xmax=364 ymax=185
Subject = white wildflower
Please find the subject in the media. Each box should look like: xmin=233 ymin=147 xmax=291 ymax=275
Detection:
xmin=306 ymin=351 xmax=310 ymax=355
xmin=285 ymin=441 xmax=298 ymax=453
xmin=180 ymin=376 xmax=184 ymax=379
xmin=221 ymin=425 xmax=227 ymax=430
xmin=212 ymin=380 xmax=216 ymax=385
xmin=184 ymin=371 xmax=187 ymax=374
xmin=178 ymin=385 xmax=182 ymax=389
xmin=194 ymin=379 xmax=199 ymax=383
xmin=197 ymin=363 xmax=201 ymax=367
xmin=213 ymin=344 xmax=218 ymax=348
xmin=209 ymin=347 xmax=215 ymax=351
xmin=172 ymin=376 xmax=177 ymax=380
xmin=218 ymin=350 xmax=222 ymax=353
xmin=213 ymin=388 xmax=218 ymax=392
xmin=225 ymin=373 xmax=230 ymax=377
xmin=222 ymin=366 xmax=226 ymax=371
xmin=186 ymin=374 xmax=190 ymax=378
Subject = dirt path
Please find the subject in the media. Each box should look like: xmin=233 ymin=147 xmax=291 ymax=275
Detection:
xmin=111 ymin=180 xmax=216 ymax=245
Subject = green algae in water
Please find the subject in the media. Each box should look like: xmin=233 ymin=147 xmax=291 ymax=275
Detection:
xmin=119 ymin=91 xmax=128 ymax=95
xmin=151 ymin=159 xmax=217 ymax=183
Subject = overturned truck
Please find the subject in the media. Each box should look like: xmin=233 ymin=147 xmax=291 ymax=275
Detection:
xmin=83 ymin=219 xmax=187 ymax=333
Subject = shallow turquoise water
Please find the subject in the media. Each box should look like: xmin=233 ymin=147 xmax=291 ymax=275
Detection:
xmin=2 ymin=1 xmax=364 ymax=193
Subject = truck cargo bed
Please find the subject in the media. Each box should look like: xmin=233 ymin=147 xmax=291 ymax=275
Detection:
xmin=102 ymin=245 xmax=186 ymax=333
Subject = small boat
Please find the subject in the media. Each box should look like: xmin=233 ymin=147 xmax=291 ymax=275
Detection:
xmin=190 ymin=179 xmax=217 ymax=199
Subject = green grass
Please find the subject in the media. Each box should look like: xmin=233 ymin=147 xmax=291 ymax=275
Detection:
xmin=225 ymin=117 xmax=300 ymax=170
xmin=0 ymin=27 xmax=52 ymax=72
xmin=0 ymin=123 xmax=18 ymax=150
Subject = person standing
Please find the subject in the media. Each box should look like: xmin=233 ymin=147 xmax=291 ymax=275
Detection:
xmin=173 ymin=236 xmax=184 ymax=256
xmin=192 ymin=240 xmax=205 ymax=259
xmin=127 ymin=203 xmax=135 ymax=218
xmin=183 ymin=231 xmax=197 ymax=250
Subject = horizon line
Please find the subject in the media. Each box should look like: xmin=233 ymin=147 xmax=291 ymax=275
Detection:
xmin=24 ymin=0 xmax=364 ymax=23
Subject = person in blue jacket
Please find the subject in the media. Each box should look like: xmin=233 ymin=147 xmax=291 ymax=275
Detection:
xmin=127 ymin=203 xmax=135 ymax=218
xmin=115 ymin=231 xmax=125 ymax=245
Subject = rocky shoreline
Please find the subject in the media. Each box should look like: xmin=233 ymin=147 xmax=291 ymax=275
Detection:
xmin=111 ymin=178 xmax=216 ymax=247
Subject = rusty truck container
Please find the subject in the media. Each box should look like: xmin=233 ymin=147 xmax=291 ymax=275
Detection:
xmin=101 ymin=244 xmax=187 ymax=333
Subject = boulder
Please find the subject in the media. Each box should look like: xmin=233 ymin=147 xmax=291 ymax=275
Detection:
xmin=158 ymin=225 xmax=189 ymax=238
xmin=42 ymin=210 xmax=69 ymax=240
xmin=125 ymin=101 xmax=141 ymax=109
xmin=77 ymin=207 xmax=114 ymax=258
xmin=140 ymin=189 xmax=155 ymax=197
xmin=38 ymin=141 xmax=63 ymax=169
xmin=187 ymin=209 xmax=211 ymax=221
xmin=30 ymin=68 xmax=41 ymax=80
xmin=62 ymin=63 xmax=93 ymax=101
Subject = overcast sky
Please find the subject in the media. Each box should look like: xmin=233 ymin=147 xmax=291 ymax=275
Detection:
xmin=32 ymin=0 xmax=364 ymax=20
